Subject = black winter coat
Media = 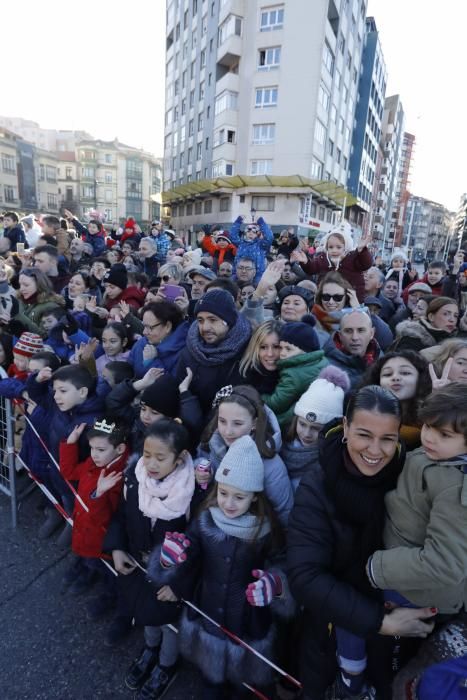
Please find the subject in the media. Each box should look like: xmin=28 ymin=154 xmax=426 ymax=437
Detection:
xmin=103 ymin=464 xmax=187 ymax=626
xmin=286 ymin=424 xmax=395 ymax=698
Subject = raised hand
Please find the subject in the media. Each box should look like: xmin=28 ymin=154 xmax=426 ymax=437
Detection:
xmin=67 ymin=422 xmax=87 ymax=444
xmin=290 ymin=248 xmax=308 ymax=264
xmin=112 ymin=550 xmax=137 ymax=575
xmin=357 ymin=232 xmax=372 ymax=251
xmin=256 ymin=260 xmax=286 ymax=295
xmin=245 ymin=569 xmax=282 ymax=607
xmin=452 ymin=250 xmax=465 ymax=274
xmin=428 ymin=359 xmax=453 ymax=389
xmin=63 ymin=208 xmax=75 ymax=221
xmin=160 ymin=532 xmax=191 ymax=568
xmin=174 ymin=288 xmax=189 ymax=315
xmin=178 ymin=367 xmax=193 ymax=393
xmin=76 ymin=338 xmax=99 ymax=363
xmin=347 ymin=288 xmax=360 ymax=309
xmin=96 ymin=470 xmax=123 ymax=497
xmin=118 ymin=301 xmax=130 ymax=319
xmin=36 ymin=366 xmax=53 ymax=383
xmin=133 ymin=366 xmax=165 ymax=392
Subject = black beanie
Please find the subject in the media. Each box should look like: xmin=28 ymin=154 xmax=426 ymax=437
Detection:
xmin=194 ymin=288 xmax=238 ymax=327
xmin=279 ymin=314 xmax=320 ymax=353
xmin=140 ymin=374 xmax=180 ymax=417
xmin=103 ymin=263 xmax=128 ymax=290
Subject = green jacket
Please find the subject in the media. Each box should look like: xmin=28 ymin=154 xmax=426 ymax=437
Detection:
xmin=262 ymin=350 xmax=328 ymax=428
xmin=371 ymin=447 xmax=467 ymax=613
xmin=14 ymin=297 xmax=65 ymax=337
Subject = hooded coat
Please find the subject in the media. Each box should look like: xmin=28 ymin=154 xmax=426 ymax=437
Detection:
xmin=128 ymin=321 xmax=189 ymax=379
xmin=392 ymin=318 xmax=456 ymax=352
xmin=72 ymin=218 xmax=106 ymax=256
xmin=298 ymin=247 xmax=372 ymax=302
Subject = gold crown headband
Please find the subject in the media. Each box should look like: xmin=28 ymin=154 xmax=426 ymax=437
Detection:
xmin=93 ymin=419 xmax=116 ymax=435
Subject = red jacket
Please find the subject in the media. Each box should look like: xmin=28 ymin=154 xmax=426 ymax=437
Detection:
xmin=402 ymin=273 xmax=444 ymax=304
xmin=299 ymin=247 xmax=372 ymax=302
xmin=59 ymin=441 xmax=129 ymax=558
xmin=201 ymin=234 xmax=237 ymax=267
xmin=104 ymin=285 xmax=146 ymax=312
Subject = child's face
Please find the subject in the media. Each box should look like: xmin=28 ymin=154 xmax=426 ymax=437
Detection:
xmin=217 ymin=483 xmax=256 ymax=519
xmin=279 ymin=341 xmax=303 ymax=360
xmin=88 ymin=223 xmax=100 ymax=235
xmin=102 ymin=327 xmax=125 ymax=357
xmin=379 ymin=357 xmax=419 ymax=401
xmin=143 ymin=436 xmax=179 ymax=479
xmin=42 ymin=314 xmax=59 ymax=333
xmin=391 ymin=257 xmax=405 ymax=270
xmin=28 ymin=358 xmax=47 ymax=374
xmin=421 ymin=423 xmax=467 ymax=461
xmin=140 ymin=403 xmax=164 ymax=427
xmin=101 ymin=366 xmax=116 ymax=387
xmin=13 ymin=353 xmax=29 ymax=372
xmin=104 ymin=283 xmax=122 ymax=299
xmin=427 ymin=267 xmax=444 ymax=285
xmin=217 ymin=402 xmax=256 ymax=446
xmin=326 ymin=235 xmax=345 ymax=260
xmin=53 ymin=379 xmax=87 ymax=411
xmin=448 ymin=348 xmax=467 ymax=383
xmin=89 ymin=435 xmax=123 ymax=468
xmin=296 ymin=417 xmax=323 ymax=447
xmin=244 ymin=226 xmax=259 ymax=241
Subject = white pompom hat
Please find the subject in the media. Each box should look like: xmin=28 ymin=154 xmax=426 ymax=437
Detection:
xmin=294 ymin=366 xmax=350 ymax=425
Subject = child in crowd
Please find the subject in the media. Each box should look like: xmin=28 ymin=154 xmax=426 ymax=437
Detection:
xmin=64 ymin=209 xmax=107 ymax=257
xmin=262 ymin=316 xmax=328 ymax=428
xmin=59 ymin=418 xmax=129 ymax=612
xmin=104 ymin=419 xmax=195 ymax=693
xmin=26 ymin=364 xmax=110 ymax=545
xmin=281 ymin=366 xmax=349 ymax=491
xmin=41 ymin=308 xmax=90 ymax=362
xmin=8 ymin=332 xmax=44 ymax=380
xmin=200 ymin=227 xmax=237 ymax=273
xmin=197 ymin=384 xmax=293 ymax=525
xmin=148 ymin=435 xmax=293 ymax=699
xmin=230 ymin=215 xmax=274 ymax=283
xmin=94 ymin=322 xmax=131 ymax=376
xmin=101 ymin=360 xmax=134 ymax=388
xmin=291 ymin=222 xmax=372 ymax=301
xmin=385 ymin=249 xmax=416 ymax=294
xmin=404 ymin=260 xmax=447 ymax=302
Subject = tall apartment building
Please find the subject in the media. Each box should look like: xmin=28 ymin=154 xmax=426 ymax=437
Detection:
xmin=372 ymin=94 xmax=404 ymax=257
xmin=404 ymin=195 xmax=453 ymax=263
xmin=392 ymin=131 xmax=415 ymax=248
xmin=454 ymin=193 xmax=467 ymax=251
xmin=347 ymin=16 xmax=386 ymax=228
xmin=163 ymin=0 xmax=368 ymax=233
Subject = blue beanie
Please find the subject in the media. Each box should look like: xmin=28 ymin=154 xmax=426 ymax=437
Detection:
xmin=194 ymin=288 xmax=238 ymax=327
xmin=279 ymin=314 xmax=319 ymax=353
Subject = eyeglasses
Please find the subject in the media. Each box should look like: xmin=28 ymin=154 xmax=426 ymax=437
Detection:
xmin=237 ymin=266 xmax=254 ymax=272
xmin=143 ymin=322 xmax=163 ymax=332
xmin=321 ymin=293 xmax=345 ymax=302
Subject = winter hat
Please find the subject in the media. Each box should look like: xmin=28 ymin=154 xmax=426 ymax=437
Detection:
xmin=215 ymin=435 xmax=264 ymax=492
xmin=407 ymin=282 xmax=432 ymax=294
xmin=278 ymin=285 xmax=314 ymax=307
xmin=216 ymin=231 xmax=231 ymax=243
xmin=103 ymin=263 xmax=128 ymax=290
xmin=164 ymin=229 xmax=176 ymax=239
xmin=124 ymin=217 xmax=136 ymax=231
xmin=14 ymin=332 xmax=44 ymax=358
xmin=21 ymin=215 xmax=34 ymax=228
xmin=364 ymin=295 xmax=382 ymax=308
xmin=279 ymin=314 xmax=320 ymax=353
xmin=321 ymin=220 xmax=354 ymax=253
xmin=294 ymin=366 xmax=350 ymax=424
xmin=195 ymin=288 xmax=238 ymax=327
xmin=140 ymin=374 xmax=180 ymax=418
xmin=391 ymin=248 xmax=408 ymax=263
xmin=188 ymin=265 xmax=217 ymax=282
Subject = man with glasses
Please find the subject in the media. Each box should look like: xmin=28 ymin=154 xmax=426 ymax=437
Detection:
xmin=230 ymin=214 xmax=273 ymax=283
xmin=235 ymin=257 xmax=257 ymax=285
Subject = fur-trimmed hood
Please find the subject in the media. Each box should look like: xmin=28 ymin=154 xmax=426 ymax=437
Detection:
xmin=395 ymin=319 xmax=444 ymax=348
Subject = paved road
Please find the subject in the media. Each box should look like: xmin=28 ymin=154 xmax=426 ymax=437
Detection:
xmin=0 ymin=484 xmax=202 ymax=700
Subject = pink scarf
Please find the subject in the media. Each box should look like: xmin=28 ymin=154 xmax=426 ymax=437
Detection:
xmin=134 ymin=454 xmax=195 ymax=524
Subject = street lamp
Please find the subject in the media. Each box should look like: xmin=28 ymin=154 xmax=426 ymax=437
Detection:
xmin=250 ymin=206 xmax=256 ymax=223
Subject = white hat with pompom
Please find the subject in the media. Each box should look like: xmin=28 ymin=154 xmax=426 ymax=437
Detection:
xmin=294 ymin=365 xmax=350 ymax=424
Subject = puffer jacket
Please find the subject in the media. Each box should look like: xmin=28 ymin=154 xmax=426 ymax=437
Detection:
xmin=13 ymin=295 xmax=66 ymax=336
xmin=298 ymin=247 xmax=372 ymax=302
xmin=147 ymin=509 xmax=294 ymax=687
xmin=197 ymin=407 xmax=293 ymax=526
xmin=392 ymin=318 xmax=456 ymax=352
xmin=370 ymin=448 xmax=467 ymax=613
xmin=128 ymin=321 xmax=189 ymax=379
xmin=261 ymin=350 xmax=328 ymax=428
xmin=230 ymin=216 xmax=273 ymax=283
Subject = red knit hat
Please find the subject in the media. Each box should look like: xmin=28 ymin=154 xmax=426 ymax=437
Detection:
xmin=14 ymin=332 xmax=44 ymax=358
xmin=124 ymin=218 xmax=136 ymax=231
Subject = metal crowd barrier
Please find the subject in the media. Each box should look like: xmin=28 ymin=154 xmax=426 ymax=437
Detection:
xmin=0 ymin=367 xmax=18 ymax=527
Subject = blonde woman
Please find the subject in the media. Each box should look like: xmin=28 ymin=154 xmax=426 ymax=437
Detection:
xmin=239 ymin=319 xmax=283 ymax=394
xmin=421 ymin=338 xmax=467 ymax=388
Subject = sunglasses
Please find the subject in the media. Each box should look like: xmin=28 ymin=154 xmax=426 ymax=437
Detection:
xmin=246 ymin=226 xmax=258 ymax=231
xmin=160 ymin=275 xmax=170 ymax=282
xmin=321 ymin=293 xmax=345 ymax=302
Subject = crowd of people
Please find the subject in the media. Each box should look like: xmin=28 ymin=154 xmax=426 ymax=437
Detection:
xmin=1 ymin=207 xmax=467 ymax=700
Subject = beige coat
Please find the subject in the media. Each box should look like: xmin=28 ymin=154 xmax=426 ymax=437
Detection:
xmin=371 ymin=447 xmax=467 ymax=613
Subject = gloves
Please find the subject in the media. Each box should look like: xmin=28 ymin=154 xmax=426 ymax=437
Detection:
xmin=160 ymin=532 xmax=191 ymax=568
xmin=246 ymin=569 xmax=282 ymax=607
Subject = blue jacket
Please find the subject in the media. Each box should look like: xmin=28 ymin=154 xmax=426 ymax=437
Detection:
xmin=73 ymin=219 xmax=106 ymax=256
xmin=25 ymin=374 xmax=110 ymax=460
xmin=230 ymin=216 xmax=273 ymax=283
xmin=128 ymin=321 xmax=189 ymax=379
xmin=45 ymin=328 xmax=90 ymax=362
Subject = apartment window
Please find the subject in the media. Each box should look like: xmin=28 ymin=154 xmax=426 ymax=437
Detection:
xmin=202 ymin=14 xmax=207 ymax=34
xmin=182 ymin=70 xmax=187 ymax=88
xmin=343 ymin=155 xmax=348 ymax=169
xmin=255 ymin=86 xmax=278 ymax=108
xmin=252 ymin=123 xmax=275 ymax=144
xmin=46 ymin=193 xmax=57 ymax=208
xmin=4 ymin=185 xmax=16 ymax=203
xmin=189 ymin=89 xmax=195 ymax=108
xmin=174 ymin=106 xmax=179 ymax=122
xmin=335 ymin=68 xmax=342 ymax=89
xmin=343 ymin=84 xmax=349 ymax=103
xmin=39 ymin=164 xmax=45 ymax=181
xmin=339 ymin=116 xmax=344 ymax=134
xmin=184 ymin=9 xmax=189 ymax=28
xmin=105 ymin=189 xmax=113 ymax=202
xmin=218 ymin=14 xmax=242 ymax=45
xmin=1 ymin=154 xmax=15 ymax=173
xmin=174 ymin=79 xmax=179 ymax=96
xmin=199 ymin=81 xmax=205 ymax=100
xmin=346 ymin=50 xmax=352 ymax=69
xmin=196 ymin=143 xmax=202 ymax=160
xmin=105 ymin=208 xmax=112 ymax=221
xmin=180 ymin=153 xmax=184 ymax=168
xmin=192 ymin=32 xmax=197 ymax=48
xmin=260 ymin=6 xmax=284 ymax=31
xmin=250 ymin=159 xmax=272 ymax=175
xmin=323 ymin=41 xmax=334 ymax=75
xmin=331 ymin=104 xmax=337 ymax=122
xmin=198 ymin=113 xmax=204 ymax=130
xmin=227 ymin=129 xmax=236 ymax=143
xmin=345 ymin=126 xmax=351 ymax=142
xmin=219 ymin=197 xmax=231 ymax=212
xmin=212 ymin=160 xmax=234 ymax=176
xmin=314 ymin=119 xmax=326 ymax=146
xmin=204 ymin=199 xmax=212 ymax=213
xmin=205 ymin=137 xmax=209 ymax=150
xmin=181 ymin=98 xmax=187 ymax=115
xmin=206 ymin=105 xmax=211 ymax=119
xmin=165 ymin=108 xmax=172 ymax=125
xmin=46 ymin=165 xmax=56 ymax=182
xmin=187 ymin=147 xmax=193 ymax=164
xmin=328 ymin=138 xmax=334 ymax=156
xmin=82 ymin=166 xmax=95 ymax=178
xmin=193 ymin=0 xmax=198 ymax=13
xmin=186 ymin=203 xmax=193 ymax=215
xmin=65 ymin=167 xmax=73 ymax=180
xmin=189 ymin=119 xmax=194 ymax=136
xmin=310 ymin=203 xmax=317 ymax=216
xmin=173 ymin=131 xmax=179 ymax=147
xmin=200 ymin=49 xmax=206 ymax=68
xmin=183 ymin=41 xmax=188 ymax=59
xmin=172 ymin=156 xmax=177 ymax=171
xmin=326 ymin=209 xmax=333 ymax=223
xmin=81 ymin=150 xmax=95 ymax=160
xmin=214 ymin=90 xmax=238 ymax=114
xmin=195 ymin=200 xmax=202 ymax=213
xmin=318 ymin=82 xmax=330 ymax=112
xmin=190 ymin=60 xmax=196 ymax=79
xmin=336 ymin=147 xmax=341 ymax=164
xmin=258 ymin=46 xmax=281 ymax=70
xmin=175 ymin=22 xmax=180 ymax=40
xmin=353 ymin=66 xmax=358 ymax=84
xmin=105 ymin=172 xmax=112 ymax=184
xmin=251 ymin=195 xmax=275 ymax=211
xmin=338 ymin=32 xmax=345 ymax=54
xmin=324 ymin=170 xmax=331 ymax=181
xmin=310 ymin=158 xmax=323 ymax=179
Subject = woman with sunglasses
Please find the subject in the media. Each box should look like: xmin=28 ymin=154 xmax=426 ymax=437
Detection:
xmin=313 ymin=272 xmax=393 ymax=350
xmin=13 ymin=267 xmax=65 ymax=336
xmin=128 ymin=300 xmax=189 ymax=379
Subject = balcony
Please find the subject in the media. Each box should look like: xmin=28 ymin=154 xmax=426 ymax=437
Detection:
xmin=215 ymin=70 xmax=240 ymax=94
xmin=219 ymin=0 xmax=245 ymax=25
xmin=217 ymin=34 xmax=242 ymax=68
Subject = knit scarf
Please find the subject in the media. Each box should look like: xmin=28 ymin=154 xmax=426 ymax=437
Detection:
xmin=333 ymin=335 xmax=380 ymax=367
xmin=209 ymin=506 xmax=271 ymax=541
xmin=187 ymin=314 xmax=251 ymax=366
xmin=312 ymin=303 xmax=344 ymax=334
xmin=134 ymin=455 xmax=195 ymax=524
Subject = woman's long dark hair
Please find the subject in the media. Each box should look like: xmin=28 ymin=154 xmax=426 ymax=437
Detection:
xmin=346 ymin=384 xmax=402 ymax=424
xmin=358 ymin=351 xmax=430 ymax=425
